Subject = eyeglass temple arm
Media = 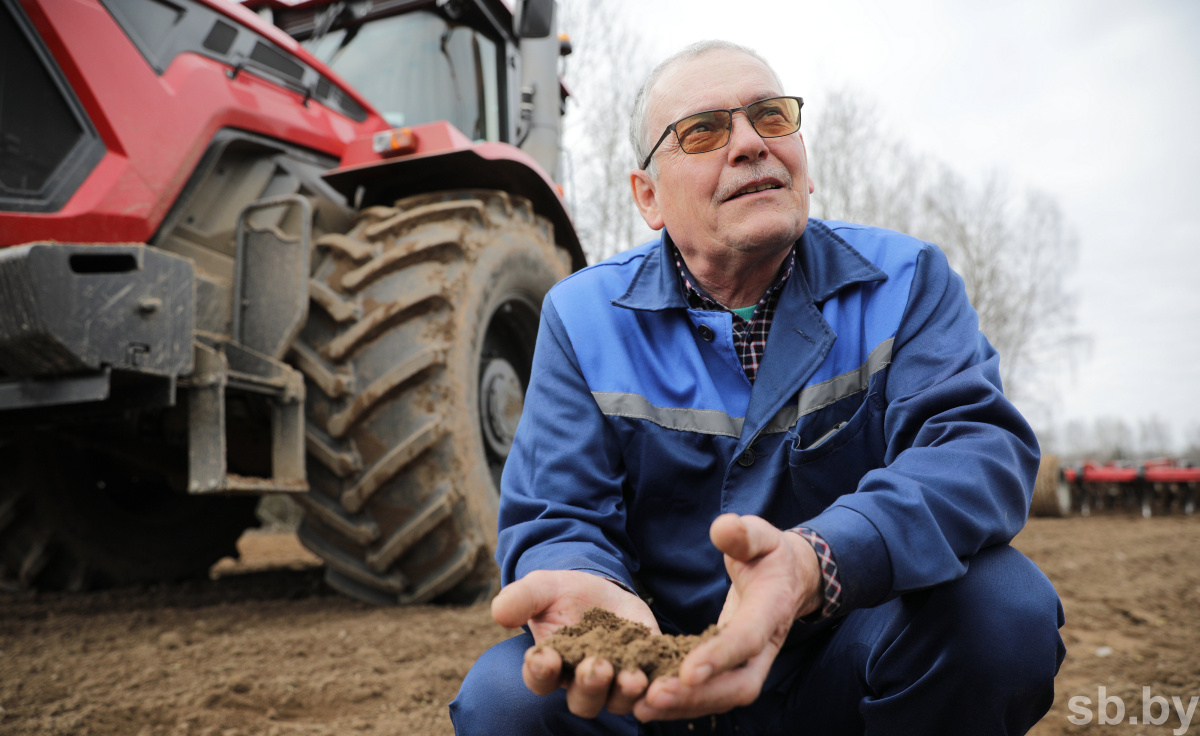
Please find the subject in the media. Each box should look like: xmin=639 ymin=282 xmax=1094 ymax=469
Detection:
xmin=640 ymin=125 xmax=677 ymax=171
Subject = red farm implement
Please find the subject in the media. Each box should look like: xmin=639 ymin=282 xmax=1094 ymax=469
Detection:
xmin=1032 ymin=456 xmax=1200 ymax=518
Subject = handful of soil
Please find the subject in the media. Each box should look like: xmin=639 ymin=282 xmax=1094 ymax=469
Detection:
xmin=535 ymin=607 xmax=719 ymax=682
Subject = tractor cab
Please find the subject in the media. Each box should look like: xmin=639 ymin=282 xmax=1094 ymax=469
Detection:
xmin=252 ymin=0 xmax=566 ymax=180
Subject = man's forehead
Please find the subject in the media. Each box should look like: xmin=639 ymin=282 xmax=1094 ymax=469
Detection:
xmin=650 ymin=50 xmax=782 ymax=121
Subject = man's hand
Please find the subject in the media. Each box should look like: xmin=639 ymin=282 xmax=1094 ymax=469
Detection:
xmin=491 ymin=569 xmax=660 ymax=718
xmin=633 ymin=514 xmax=823 ymax=722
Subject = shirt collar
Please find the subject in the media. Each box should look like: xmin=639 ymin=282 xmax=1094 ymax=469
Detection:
xmin=611 ymin=219 xmax=886 ymax=311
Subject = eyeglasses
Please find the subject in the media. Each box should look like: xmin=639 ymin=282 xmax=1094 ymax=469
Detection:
xmin=640 ymin=95 xmax=803 ymax=171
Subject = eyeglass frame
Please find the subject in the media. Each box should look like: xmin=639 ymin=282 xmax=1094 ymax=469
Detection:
xmin=639 ymin=95 xmax=804 ymax=171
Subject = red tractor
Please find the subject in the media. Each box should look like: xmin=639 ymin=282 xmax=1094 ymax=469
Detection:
xmin=0 ymin=0 xmax=583 ymax=604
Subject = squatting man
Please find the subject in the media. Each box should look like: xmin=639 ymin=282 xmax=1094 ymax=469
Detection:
xmin=451 ymin=40 xmax=1067 ymax=735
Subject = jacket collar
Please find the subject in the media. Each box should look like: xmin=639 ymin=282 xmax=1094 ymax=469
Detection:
xmin=796 ymin=219 xmax=888 ymax=301
xmin=610 ymin=231 xmax=689 ymax=311
xmin=611 ymin=219 xmax=886 ymax=311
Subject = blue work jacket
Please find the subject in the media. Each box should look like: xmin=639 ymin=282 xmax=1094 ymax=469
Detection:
xmin=497 ymin=219 xmax=1039 ymax=637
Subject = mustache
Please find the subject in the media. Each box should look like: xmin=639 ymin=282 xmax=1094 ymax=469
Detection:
xmin=712 ymin=161 xmax=794 ymax=204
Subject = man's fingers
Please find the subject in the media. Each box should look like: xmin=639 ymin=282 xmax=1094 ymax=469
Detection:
xmin=709 ymin=513 xmax=781 ymax=563
xmin=716 ymin=584 xmax=740 ymax=627
xmin=492 ymin=570 xmax=659 ymax=638
xmin=522 ymin=645 xmax=563 ymax=696
xmin=636 ymin=648 xmax=775 ymax=722
xmin=565 ymin=657 xmax=614 ymax=719
xmin=679 ymin=614 xmax=770 ymax=687
xmin=491 ymin=572 xmax=559 ymax=629
xmin=606 ymin=668 xmax=649 ymax=715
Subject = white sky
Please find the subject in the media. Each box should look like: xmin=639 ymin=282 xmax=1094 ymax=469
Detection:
xmin=602 ymin=0 xmax=1200 ymax=448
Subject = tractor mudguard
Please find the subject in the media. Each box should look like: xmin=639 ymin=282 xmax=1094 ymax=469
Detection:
xmin=323 ymin=121 xmax=586 ymax=272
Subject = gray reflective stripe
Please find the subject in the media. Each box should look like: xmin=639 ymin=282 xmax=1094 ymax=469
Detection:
xmin=761 ymin=404 xmax=799 ymax=435
xmin=592 ymin=392 xmax=743 ymax=437
xmin=592 ymin=336 xmax=894 ymax=437
xmin=797 ymin=337 xmax=894 ymax=418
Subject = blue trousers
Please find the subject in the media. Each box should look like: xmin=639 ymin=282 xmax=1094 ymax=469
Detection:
xmin=450 ymin=544 xmax=1065 ymax=735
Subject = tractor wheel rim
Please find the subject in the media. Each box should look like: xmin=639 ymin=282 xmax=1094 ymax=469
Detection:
xmin=479 ymin=357 xmax=524 ymax=460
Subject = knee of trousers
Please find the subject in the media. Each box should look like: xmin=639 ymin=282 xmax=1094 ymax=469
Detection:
xmin=450 ymin=634 xmax=545 ymax=734
xmin=449 ymin=634 xmax=639 ymax=736
xmin=904 ymin=544 xmax=1066 ymax=689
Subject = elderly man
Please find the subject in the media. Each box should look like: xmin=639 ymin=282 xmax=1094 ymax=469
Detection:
xmin=450 ymin=40 xmax=1065 ymax=735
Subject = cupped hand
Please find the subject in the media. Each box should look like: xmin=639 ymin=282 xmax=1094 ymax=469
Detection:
xmin=491 ymin=569 xmax=659 ymax=717
xmin=633 ymin=514 xmax=823 ymax=722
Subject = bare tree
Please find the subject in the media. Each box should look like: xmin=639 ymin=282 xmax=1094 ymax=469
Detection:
xmin=1059 ymin=418 xmax=1093 ymax=462
xmin=1091 ymin=416 xmax=1136 ymax=462
xmin=557 ymin=0 xmax=655 ymax=262
xmin=1182 ymin=423 xmax=1200 ymax=463
xmin=919 ymin=170 xmax=1085 ymax=406
xmin=809 ymin=91 xmax=922 ymax=234
xmin=1137 ymin=415 xmax=1174 ymax=459
xmin=808 ymin=91 xmax=1086 ymax=408
xmin=1053 ymin=415 xmax=1180 ymax=461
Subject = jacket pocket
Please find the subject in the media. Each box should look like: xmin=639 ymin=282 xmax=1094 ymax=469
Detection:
xmin=787 ymin=391 xmax=886 ymax=510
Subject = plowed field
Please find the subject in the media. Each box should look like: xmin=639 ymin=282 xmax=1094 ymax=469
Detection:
xmin=3 ymin=516 xmax=1198 ymax=735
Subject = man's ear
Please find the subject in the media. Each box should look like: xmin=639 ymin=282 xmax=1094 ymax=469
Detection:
xmin=799 ymin=133 xmax=815 ymax=194
xmin=630 ymin=169 xmax=665 ymax=231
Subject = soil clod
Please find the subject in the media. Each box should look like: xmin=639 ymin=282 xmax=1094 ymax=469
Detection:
xmin=536 ymin=607 xmax=719 ymax=682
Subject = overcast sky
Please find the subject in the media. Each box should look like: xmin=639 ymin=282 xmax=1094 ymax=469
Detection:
xmin=598 ymin=0 xmax=1200 ymax=448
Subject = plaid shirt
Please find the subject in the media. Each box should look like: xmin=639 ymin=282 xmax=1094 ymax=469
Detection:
xmin=672 ymin=246 xmax=793 ymax=384
xmin=673 ymin=242 xmax=843 ymax=620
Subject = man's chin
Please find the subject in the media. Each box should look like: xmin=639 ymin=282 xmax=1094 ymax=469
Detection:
xmin=724 ymin=217 xmax=807 ymax=254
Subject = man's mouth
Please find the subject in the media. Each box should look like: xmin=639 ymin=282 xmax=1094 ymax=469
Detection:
xmin=723 ymin=179 xmax=785 ymax=201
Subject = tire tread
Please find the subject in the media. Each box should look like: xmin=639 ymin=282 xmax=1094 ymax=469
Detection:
xmin=297 ymin=189 xmax=567 ymax=605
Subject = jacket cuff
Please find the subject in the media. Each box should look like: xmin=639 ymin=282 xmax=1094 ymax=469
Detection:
xmin=512 ymin=544 xmax=636 ymax=593
xmin=803 ymin=505 xmax=893 ymax=612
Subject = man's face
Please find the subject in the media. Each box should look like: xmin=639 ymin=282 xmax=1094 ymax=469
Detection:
xmin=632 ymin=49 xmax=814 ymax=260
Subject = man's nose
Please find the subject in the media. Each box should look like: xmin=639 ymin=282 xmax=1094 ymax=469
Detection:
xmin=726 ymin=112 xmax=768 ymax=164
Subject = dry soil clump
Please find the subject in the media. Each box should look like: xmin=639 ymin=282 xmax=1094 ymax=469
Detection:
xmin=537 ymin=607 xmax=719 ymax=682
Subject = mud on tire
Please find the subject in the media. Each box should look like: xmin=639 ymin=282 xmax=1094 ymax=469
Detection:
xmin=293 ymin=190 xmax=570 ymax=605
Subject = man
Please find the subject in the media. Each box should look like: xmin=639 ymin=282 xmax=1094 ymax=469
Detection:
xmin=451 ymin=40 xmax=1065 ymax=735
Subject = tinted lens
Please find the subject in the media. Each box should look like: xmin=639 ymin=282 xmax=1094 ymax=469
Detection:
xmin=676 ymin=110 xmax=732 ymax=154
xmin=747 ymin=97 xmax=801 ymax=137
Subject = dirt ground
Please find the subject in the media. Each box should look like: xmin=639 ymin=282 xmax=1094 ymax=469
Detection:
xmin=2 ymin=515 xmax=1198 ymax=736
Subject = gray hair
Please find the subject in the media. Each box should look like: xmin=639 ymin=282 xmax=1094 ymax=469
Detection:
xmin=629 ymin=40 xmax=782 ymax=177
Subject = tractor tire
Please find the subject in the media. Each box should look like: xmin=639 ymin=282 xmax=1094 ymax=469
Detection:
xmin=293 ymin=190 xmax=570 ymax=605
xmin=1030 ymin=454 xmax=1072 ymax=517
xmin=0 ymin=442 xmax=259 ymax=591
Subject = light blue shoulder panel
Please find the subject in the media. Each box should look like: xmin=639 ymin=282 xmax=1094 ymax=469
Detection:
xmin=804 ymin=223 xmax=924 ymax=390
xmin=549 ymin=241 xmax=751 ymax=419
